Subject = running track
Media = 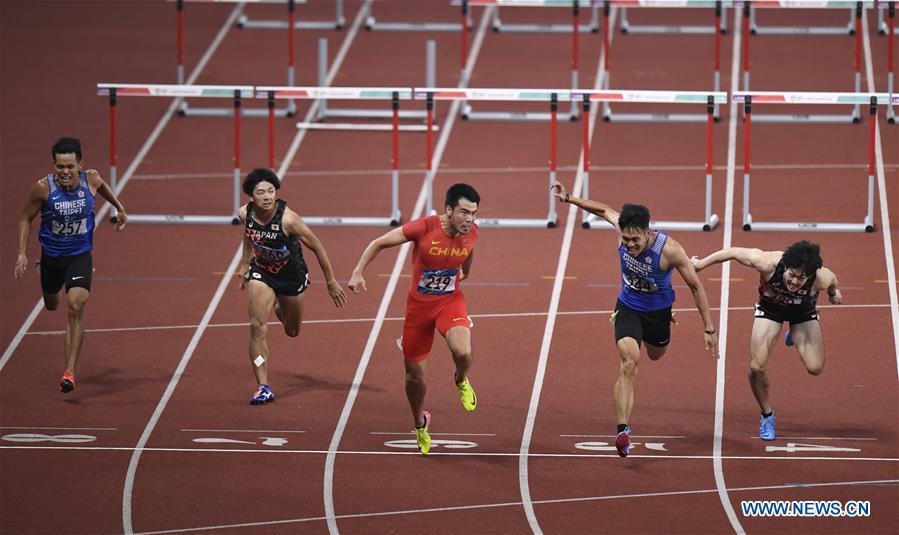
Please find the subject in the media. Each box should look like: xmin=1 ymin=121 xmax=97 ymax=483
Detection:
xmin=1 ymin=1 xmax=896 ymax=534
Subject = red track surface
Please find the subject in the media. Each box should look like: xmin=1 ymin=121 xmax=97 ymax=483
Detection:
xmin=1 ymin=1 xmax=897 ymax=534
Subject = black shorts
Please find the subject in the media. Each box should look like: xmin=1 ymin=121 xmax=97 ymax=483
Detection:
xmin=40 ymin=251 xmax=92 ymax=294
xmin=614 ymin=299 xmax=672 ymax=348
xmin=247 ymin=262 xmax=309 ymax=297
xmin=754 ymin=300 xmax=819 ymax=325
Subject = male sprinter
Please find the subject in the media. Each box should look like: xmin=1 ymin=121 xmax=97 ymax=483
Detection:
xmin=692 ymin=241 xmax=841 ymax=440
xmin=551 ymin=180 xmax=718 ymax=457
xmin=348 ymin=184 xmax=480 ymax=455
xmin=15 ymin=137 xmax=128 ymax=392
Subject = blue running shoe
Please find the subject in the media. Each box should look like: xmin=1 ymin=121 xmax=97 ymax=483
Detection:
xmin=615 ymin=427 xmax=632 ymax=457
xmin=784 ymin=330 xmax=794 ymax=347
xmin=250 ymin=384 xmax=275 ymax=405
xmin=759 ymin=412 xmax=776 ymax=441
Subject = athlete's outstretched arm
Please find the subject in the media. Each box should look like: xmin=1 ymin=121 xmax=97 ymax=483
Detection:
xmin=691 ymin=247 xmax=772 ymax=273
xmin=15 ymin=179 xmax=48 ymax=279
xmin=87 ymin=170 xmax=127 ymax=231
xmin=348 ymin=227 xmax=409 ymax=294
xmin=669 ymin=240 xmax=719 ymax=359
xmin=815 ymin=267 xmax=842 ymax=305
xmin=550 ymin=180 xmax=620 ymax=227
xmin=286 ymin=209 xmax=347 ymax=307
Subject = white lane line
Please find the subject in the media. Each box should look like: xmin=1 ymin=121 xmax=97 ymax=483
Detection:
xmin=862 ymin=12 xmax=899 ymax=381
xmin=121 ymin=3 xmax=372 ymax=533
xmin=321 ymin=6 xmax=495 ymax=534
xmin=180 ymin=429 xmax=306 ymax=434
xmin=23 ymin=302 xmax=894 ymax=336
xmin=119 ymin=478 xmax=899 ymax=534
xmin=518 ymin=9 xmax=616 ymax=535
xmin=0 ymin=426 xmax=117 ymax=431
xmin=711 ymin=6 xmax=745 ymax=535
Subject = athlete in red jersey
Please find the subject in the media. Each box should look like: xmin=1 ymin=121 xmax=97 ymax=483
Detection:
xmin=348 ymin=184 xmax=480 ymax=454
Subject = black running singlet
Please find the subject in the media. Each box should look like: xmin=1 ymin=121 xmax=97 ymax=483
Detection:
xmin=758 ymin=261 xmax=818 ymax=310
xmin=245 ymin=200 xmax=305 ymax=275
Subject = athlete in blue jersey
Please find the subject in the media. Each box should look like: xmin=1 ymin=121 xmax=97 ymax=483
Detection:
xmin=551 ymin=181 xmax=718 ymax=457
xmin=237 ymin=168 xmax=347 ymax=405
xmin=15 ymin=137 xmax=127 ymax=393
xmin=692 ymin=241 xmax=841 ymax=441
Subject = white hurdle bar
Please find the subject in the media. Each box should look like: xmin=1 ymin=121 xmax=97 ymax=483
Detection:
xmin=171 ymin=0 xmax=300 ymax=117
xmin=735 ymin=91 xmax=897 ymax=232
xmin=601 ymin=1 xmax=725 ymax=122
xmin=258 ymin=86 xmax=418 ymax=227
xmin=461 ymin=0 xmax=601 ymax=33
xmin=315 ymin=38 xmax=436 ymax=122
xmin=366 ymin=0 xmax=472 ymax=32
xmin=416 ymin=88 xmax=575 ymax=227
xmin=460 ymin=1 xmax=587 ymax=120
xmin=741 ymin=1 xmax=877 ymax=123
xmin=97 ymin=83 xmax=254 ymax=224
xmin=748 ymin=0 xmax=857 ymax=35
xmin=614 ymin=0 xmax=730 ymax=35
xmin=579 ymin=89 xmax=727 ymax=231
xmin=237 ymin=0 xmax=345 ymax=29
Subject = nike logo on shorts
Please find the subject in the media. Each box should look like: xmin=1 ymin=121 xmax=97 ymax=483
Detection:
xmin=71 ymin=276 xmax=85 ymax=280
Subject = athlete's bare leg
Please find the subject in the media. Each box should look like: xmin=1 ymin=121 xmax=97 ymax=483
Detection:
xmin=247 ymin=280 xmax=277 ymax=385
xmin=445 ymin=325 xmax=472 ymax=384
xmin=405 ymin=359 xmax=428 ymax=427
xmin=749 ymin=318 xmax=782 ymax=414
xmin=613 ymin=337 xmax=642 ymax=426
xmin=790 ymin=320 xmax=825 ymax=376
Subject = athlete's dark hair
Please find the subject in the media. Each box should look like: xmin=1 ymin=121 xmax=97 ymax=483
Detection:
xmin=618 ymin=203 xmax=651 ymax=232
xmin=242 ymin=168 xmax=281 ymax=195
xmin=51 ymin=137 xmax=82 ymax=161
xmin=445 ymin=183 xmax=480 ymax=209
xmin=782 ymin=240 xmax=822 ymax=276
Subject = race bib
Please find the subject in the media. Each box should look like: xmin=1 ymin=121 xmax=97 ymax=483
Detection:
xmin=417 ymin=268 xmax=458 ymax=295
xmin=623 ymin=273 xmax=658 ymax=293
xmin=51 ymin=219 xmax=87 ymax=237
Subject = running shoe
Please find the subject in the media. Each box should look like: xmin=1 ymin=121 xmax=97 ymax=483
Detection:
xmin=59 ymin=372 xmax=75 ymax=393
xmin=615 ymin=427 xmax=632 ymax=458
xmin=784 ymin=330 xmax=794 ymax=347
xmin=759 ymin=412 xmax=776 ymax=441
xmin=414 ymin=411 xmax=432 ymax=455
xmin=457 ymin=378 xmax=477 ymax=412
xmin=250 ymin=384 xmax=275 ymax=405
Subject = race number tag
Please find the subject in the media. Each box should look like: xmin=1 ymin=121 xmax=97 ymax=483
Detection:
xmin=623 ymin=273 xmax=658 ymax=293
xmin=417 ymin=268 xmax=458 ymax=295
xmin=51 ymin=219 xmax=87 ymax=236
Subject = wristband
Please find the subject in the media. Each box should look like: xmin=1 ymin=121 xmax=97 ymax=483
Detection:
xmin=704 ymin=329 xmax=716 ymax=335
xmin=563 ymin=192 xmax=570 ymax=203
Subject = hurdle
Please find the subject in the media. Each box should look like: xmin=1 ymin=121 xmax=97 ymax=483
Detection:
xmin=477 ymin=0 xmax=602 ymax=34
xmin=315 ymin=38 xmax=436 ymax=122
xmin=365 ymin=0 xmax=472 ymax=32
xmin=740 ymin=1 xmax=876 ymax=123
xmin=172 ymin=0 xmax=299 ymax=117
xmin=460 ymin=1 xmax=586 ymax=120
xmin=414 ymin=88 xmax=582 ymax=228
xmin=883 ymin=1 xmax=896 ymax=122
xmin=257 ymin=86 xmax=416 ymax=227
xmin=617 ymin=0 xmax=730 ymax=35
xmin=748 ymin=0 xmax=857 ymax=35
xmin=98 ymin=83 xmax=253 ymax=224
xmin=580 ymin=89 xmax=726 ymax=231
xmin=237 ymin=0 xmax=345 ymax=29
xmin=734 ymin=90 xmax=896 ymax=232
xmin=601 ymin=1 xmax=725 ymax=122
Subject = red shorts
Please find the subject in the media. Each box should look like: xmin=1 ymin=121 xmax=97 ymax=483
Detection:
xmin=401 ymin=293 xmax=471 ymax=362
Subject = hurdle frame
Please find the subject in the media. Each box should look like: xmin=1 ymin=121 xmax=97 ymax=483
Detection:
xmin=97 ymin=83 xmax=254 ymax=225
xmin=315 ymin=38 xmax=437 ymax=122
xmin=415 ymin=88 xmax=573 ymax=227
xmin=601 ymin=1 xmax=725 ymax=122
xmin=236 ymin=0 xmax=346 ymax=29
xmin=734 ymin=91 xmax=896 ymax=232
xmin=748 ymin=1 xmax=855 ymax=35
xmin=477 ymin=0 xmax=602 ymax=33
xmin=173 ymin=0 xmax=299 ymax=118
xmin=257 ymin=86 xmax=416 ymax=227
xmin=616 ymin=0 xmax=730 ymax=35
xmin=460 ymin=1 xmax=585 ymax=121
xmin=740 ymin=1 xmax=877 ymax=123
xmin=366 ymin=0 xmax=472 ymax=32
xmin=578 ymin=89 xmax=726 ymax=231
